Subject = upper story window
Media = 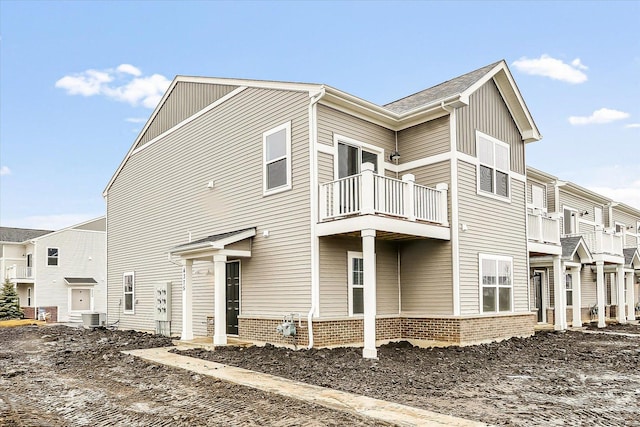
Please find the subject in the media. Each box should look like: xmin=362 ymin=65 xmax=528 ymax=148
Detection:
xmin=480 ymin=254 xmax=513 ymax=313
xmin=477 ymin=131 xmax=510 ymax=199
xmin=563 ymin=207 xmax=577 ymax=235
xmin=334 ymin=135 xmax=383 ymax=179
xmin=594 ymin=206 xmax=603 ymax=228
xmin=531 ymin=184 xmax=545 ymax=211
xmin=615 ymin=222 xmax=625 ymax=234
xmin=47 ymin=247 xmax=59 ymax=266
xmin=263 ymin=121 xmax=291 ymax=195
xmin=123 ymin=272 xmax=135 ymax=314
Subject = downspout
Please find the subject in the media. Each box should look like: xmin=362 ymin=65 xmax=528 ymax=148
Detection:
xmin=308 ymin=87 xmax=326 ymax=349
xmin=394 ymin=131 xmax=399 ymax=179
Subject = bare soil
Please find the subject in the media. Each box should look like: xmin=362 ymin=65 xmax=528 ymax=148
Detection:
xmin=177 ymin=325 xmax=640 ymax=426
xmin=0 ymin=325 xmax=389 ymax=426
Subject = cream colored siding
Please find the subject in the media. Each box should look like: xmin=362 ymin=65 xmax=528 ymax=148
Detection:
xmin=457 ymin=160 xmax=529 ymax=314
xmin=318 ymin=237 xmax=399 ymax=317
xmin=611 ymin=208 xmax=639 ymax=247
xmin=547 ymin=186 xmax=556 ymax=213
xmin=317 ymin=104 xmax=395 ymax=154
xmin=192 ymin=261 xmax=214 ymax=337
xmin=397 ymin=116 xmax=449 ymax=163
xmin=526 ymin=178 xmax=547 ymax=208
xmin=456 ymin=80 xmax=525 ymax=174
xmin=581 ymin=267 xmax=597 ymax=308
xmin=107 ymin=87 xmax=311 ymax=333
xmin=400 ymin=239 xmax=453 ymax=314
xmin=138 ymin=83 xmax=238 ymax=147
xmin=317 ymin=152 xmax=333 ymax=184
xmin=74 ymin=218 xmax=107 ymax=232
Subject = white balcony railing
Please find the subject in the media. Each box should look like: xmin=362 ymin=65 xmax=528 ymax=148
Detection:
xmin=580 ymin=230 xmax=624 ymax=256
xmin=319 ymin=163 xmax=448 ymax=226
xmin=5 ymin=266 xmax=33 ymax=280
xmin=527 ymin=212 xmax=560 ymax=245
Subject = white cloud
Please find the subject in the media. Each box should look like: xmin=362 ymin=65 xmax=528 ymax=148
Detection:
xmin=3 ymin=214 xmax=100 ymax=230
xmin=625 ymin=123 xmax=640 ymax=128
xmin=589 ymin=182 xmax=640 ymax=210
xmin=56 ymin=65 xmax=170 ymax=109
xmin=125 ymin=117 xmax=147 ymax=123
xmin=0 ymin=166 xmax=11 ymax=176
xmin=568 ymin=108 xmax=630 ymax=125
xmin=512 ymin=54 xmax=588 ymax=84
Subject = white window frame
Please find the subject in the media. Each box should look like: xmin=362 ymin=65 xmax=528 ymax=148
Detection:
xmin=530 ymin=184 xmax=545 ymax=212
xmin=262 ymin=121 xmax=292 ymax=196
xmin=123 ymin=272 xmax=135 ymax=314
xmin=333 ymin=134 xmax=384 ymax=180
xmin=594 ymin=206 xmax=603 ymax=229
xmin=46 ymin=247 xmax=59 ymax=266
xmin=476 ymin=131 xmax=511 ymax=202
xmin=562 ymin=206 xmax=578 ymax=235
xmin=68 ymin=287 xmax=95 ymax=313
xmin=615 ymin=221 xmax=625 ymax=235
xmin=565 ymin=273 xmax=573 ymax=307
xmin=347 ymin=251 xmax=365 ymax=316
xmin=479 ymin=254 xmax=514 ymax=314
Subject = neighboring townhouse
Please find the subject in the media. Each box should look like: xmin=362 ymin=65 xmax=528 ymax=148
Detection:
xmin=105 ymin=60 xmax=544 ymax=358
xmin=1 ymin=217 xmax=107 ymax=322
xmin=526 ymin=167 xmax=640 ymax=330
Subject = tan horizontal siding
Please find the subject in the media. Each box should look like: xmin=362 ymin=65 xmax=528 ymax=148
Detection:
xmin=457 ymin=160 xmax=529 ymax=314
xmin=581 ymin=267 xmax=597 ymax=308
xmin=107 ymin=87 xmax=311 ymax=333
xmin=317 ymin=152 xmax=333 ymax=184
xmin=456 ymin=80 xmax=525 ymax=174
xmin=397 ymin=116 xmax=450 ymax=163
xmin=558 ymin=190 xmax=602 ymax=235
xmin=404 ymin=160 xmax=452 ymax=226
xmin=526 ymin=178 xmax=548 ymax=208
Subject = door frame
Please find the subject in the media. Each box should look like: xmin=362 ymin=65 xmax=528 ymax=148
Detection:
xmin=68 ymin=287 xmax=94 ymax=313
xmin=533 ymin=269 xmax=547 ymax=323
xmin=225 ymin=260 xmax=241 ymax=336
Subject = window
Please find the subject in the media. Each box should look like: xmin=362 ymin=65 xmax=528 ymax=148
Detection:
xmin=480 ymin=254 xmax=513 ymax=313
xmin=563 ymin=208 xmax=577 ymax=235
xmin=565 ymin=273 xmax=573 ymax=306
xmin=47 ymin=247 xmax=59 ymax=266
xmin=615 ymin=222 xmax=625 ymax=234
xmin=477 ymin=132 xmax=510 ymax=199
xmin=348 ymin=251 xmax=364 ymax=315
xmin=263 ymin=121 xmax=291 ymax=194
xmin=123 ymin=272 xmax=135 ymax=313
xmin=594 ymin=207 xmax=603 ymax=228
xmin=334 ymin=135 xmax=383 ymax=179
xmin=531 ymin=184 xmax=545 ymax=210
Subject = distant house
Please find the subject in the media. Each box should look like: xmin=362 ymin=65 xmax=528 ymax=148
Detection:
xmin=0 ymin=217 xmax=106 ymax=322
xmin=104 ymin=60 xmax=558 ymax=358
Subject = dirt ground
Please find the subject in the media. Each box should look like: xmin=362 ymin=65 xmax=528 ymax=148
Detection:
xmin=177 ymin=326 xmax=640 ymax=426
xmin=0 ymin=325 xmax=389 ymax=427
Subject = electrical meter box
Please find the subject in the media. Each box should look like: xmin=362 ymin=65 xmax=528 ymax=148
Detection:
xmin=154 ymin=282 xmax=172 ymax=321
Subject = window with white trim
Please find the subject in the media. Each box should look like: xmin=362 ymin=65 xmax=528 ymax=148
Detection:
xmin=477 ymin=132 xmax=510 ymax=198
xmin=563 ymin=207 xmax=577 ymax=235
xmin=123 ymin=272 xmax=135 ymax=313
xmin=565 ymin=273 xmax=573 ymax=306
xmin=334 ymin=135 xmax=383 ymax=179
xmin=348 ymin=251 xmax=364 ymax=315
xmin=594 ymin=206 xmax=603 ymax=228
xmin=47 ymin=247 xmax=59 ymax=266
xmin=615 ymin=222 xmax=625 ymax=234
xmin=263 ymin=121 xmax=291 ymax=195
xmin=531 ymin=184 xmax=545 ymax=210
xmin=480 ymin=254 xmax=513 ymax=313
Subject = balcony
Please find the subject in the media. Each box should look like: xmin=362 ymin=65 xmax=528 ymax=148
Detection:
xmin=528 ymin=212 xmax=560 ymax=245
xmin=580 ymin=230 xmax=624 ymax=257
xmin=5 ymin=266 xmax=33 ymax=281
xmin=318 ymin=164 xmax=449 ymax=240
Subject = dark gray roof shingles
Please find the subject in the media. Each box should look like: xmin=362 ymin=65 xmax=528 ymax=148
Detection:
xmin=383 ymin=60 xmax=503 ymax=114
xmin=64 ymin=277 xmax=98 ymax=284
xmin=560 ymin=236 xmax=584 ymax=260
xmin=173 ymin=227 xmax=256 ymax=249
xmin=0 ymin=227 xmax=53 ymax=243
xmin=623 ymin=248 xmax=639 ymax=266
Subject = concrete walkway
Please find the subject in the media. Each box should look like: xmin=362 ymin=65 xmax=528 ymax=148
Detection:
xmin=124 ymin=346 xmax=486 ymax=427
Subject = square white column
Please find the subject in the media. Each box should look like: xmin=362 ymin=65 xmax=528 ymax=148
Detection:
xmin=181 ymin=259 xmax=194 ymax=341
xmin=572 ymin=267 xmax=582 ymax=328
xmin=552 ymin=256 xmax=565 ymax=331
xmin=627 ymin=272 xmax=636 ymax=321
xmin=214 ymin=254 xmax=228 ymax=346
xmin=616 ymin=265 xmax=626 ymax=324
xmin=596 ymin=261 xmax=606 ymax=328
xmin=362 ymin=229 xmax=377 ymax=359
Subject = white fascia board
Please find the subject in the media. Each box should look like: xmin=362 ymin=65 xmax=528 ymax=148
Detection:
xmin=29 ymin=216 xmax=106 ymax=243
xmin=173 ymin=75 xmax=323 ymax=95
xmin=528 ymin=242 xmax=562 ymax=256
xmin=563 ymin=182 xmax=613 ymax=206
xmin=211 ymin=228 xmax=257 ymax=248
xmin=571 ymin=239 xmax=593 ymax=264
xmin=316 ymin=215 xmax=450 ymax=240
xmin=591 ymin=254 xmax=625 ymax=265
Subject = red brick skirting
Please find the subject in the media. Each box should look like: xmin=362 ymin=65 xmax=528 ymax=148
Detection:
xmin=207 ymin=313 xmax=536 ymax=348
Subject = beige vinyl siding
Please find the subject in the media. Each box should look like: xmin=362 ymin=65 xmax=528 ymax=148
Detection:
xmin=317 ymin=152 xmax=333 ymax=184
xmin=457 ymin=160 xmax=529 ymax=314
xmin=192 ymin=260 xmax=214 ymax=336
xmin=73 ymin=217 xmax=106 ymax=232
xmin=580 ymin=267 xmax=597 ymax=308
xmin=137 ymin=82 xmax=238 ymax=148
xmin=558 ymin=190 xmax=601 ymax=235
xmin=400 ymin=239 xmax=453 ymax=314
xmin=396 ymin=116 xmax=449 ymax=163
xmin=318 ymin=237 xmax=399 ymax=317
xmin=611 ymin=208 xmax=639 ymax=247
xmin=107 ymin=87 xmax=311 ymax=333
xmin=456 ymin=80 xmax=525 ymax=175
xmin=526 ymin=178 xmax=547 ymax=209
xmin=547 ymin=186 xmax=556 ymax=213
xmin=317 ymin=104 xmax=395 ymax=154
xmin=404 ymin=160 xmax=452 ymax=226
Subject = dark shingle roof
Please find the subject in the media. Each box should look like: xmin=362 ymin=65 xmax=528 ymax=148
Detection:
xmin=623 ymin=248 xmax=639 ymax=267
xmin=0 ymin=227 xmax=53 ymax=243
xmin=561 ymin=236 xmax=584 ymax=260
xmin=383 ymin=60 xmax=503 ymax=114
xmin=173 ymin=227 xmax=256 ymax=249
xmin=64 ymin=277 xmax=98 ymax=285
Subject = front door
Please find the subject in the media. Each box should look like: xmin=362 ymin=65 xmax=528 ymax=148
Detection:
xmin=533 ymin=271 xmax=543 ymax=322
xmin=71 ymin=288 xmax=91 ymax=311
xmin=226 ymin=261 xmax=240 ymax=335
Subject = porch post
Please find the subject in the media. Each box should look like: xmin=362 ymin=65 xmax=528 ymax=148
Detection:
xmin=181 ymin=259 xmax=193 ymax=341
xmin=362 ymin=228 xmax=377 ymax=359
xmin=552 ymin=255 xmax=565 ymax=331
xmin=361 ymin=163 xmax=375 ymax=215
xmin=616 ymin=265 xmax=626 ymax=324
xmin=213 ymin=254 xmax=228 ymax=346
xmin=596 ymin=261 xmax=606 ymax=328
xmin=572 ymin=267 xmax=582 ymax=327
xmin=627 ymin=272 xmax=636 ymax=321
xmin=402 ymin=174 xmax=416 ymax=221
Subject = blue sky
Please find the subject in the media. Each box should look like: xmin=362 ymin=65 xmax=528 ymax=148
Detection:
xmin=1 ymin=1 xmax=638 ymax=230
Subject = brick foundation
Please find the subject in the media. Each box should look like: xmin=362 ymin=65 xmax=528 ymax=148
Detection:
xmin=22 ymin=307 xmax=35 ymax=319
xmin=547 ymin=306 xmax=618 ymax=326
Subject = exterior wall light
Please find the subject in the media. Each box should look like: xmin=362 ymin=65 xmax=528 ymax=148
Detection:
xmin=389 ymin=151 xmax=400 ymax=163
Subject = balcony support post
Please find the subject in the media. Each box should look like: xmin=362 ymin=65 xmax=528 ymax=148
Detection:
xmin=571 ymin=267 xmax=582 ymax=327
xmin=362 ymin=228 xmax=377 ymax=359
xmin=553 ymin=255 xmax=566 ymax=331
xmin=213 ymin=254 xmax=228 ymax=346
xmin=402 ymin=174 xmax=416 ymax=221
xmin=436 ymin=183 xmax=449 ymax=226
xmin=361 ymin=163 xmax=375 ymax=215
xmin=181 ymin=259 xmax=194 ymax=341
xmin=596 ymin=261 xmax=606 ymax=328
xmin=626 ymin=272 xmax=636 ymax=321
xmin=616 ymin=264 xmax=626 ymax=324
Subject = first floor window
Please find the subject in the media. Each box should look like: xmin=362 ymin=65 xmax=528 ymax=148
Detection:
xmin=565 ymin=273 xmax=573 ymax=306
xmin=123 ymin=272 xmax=135 ymax=313
xmin=477 ymin=132 xmax=510 ymax=199
xmin=263 ymin=121 xmax=291 ymax=194
xmin=47 ymin=247 xmax=59 ymax=266
xmin=348 ymin=251 xmax=364 ymax=315
xmin=480 ymin=255 xmax=513 ymax=313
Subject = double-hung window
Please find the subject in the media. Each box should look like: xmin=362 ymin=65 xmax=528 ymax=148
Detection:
xmin=47 ymin=247 xmax=59 ymax=266
xmin=348 ymin=251 xmax=364 ymax=315
xmin=565 ymin=273 xmax=573 ymax=306
xmin=123 ymin=272 xmax=135 ymax=313
xmin=480 ymin=254 xmax=513 ymax=313
xmin=477 ymin=132 xmax=510 ymax=199
xmin=263 ymin=121 xmax=291 ymax=195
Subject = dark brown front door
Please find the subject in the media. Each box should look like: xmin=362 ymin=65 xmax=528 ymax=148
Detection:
xmin=226 ymin=261 xmax=240 ymax=335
